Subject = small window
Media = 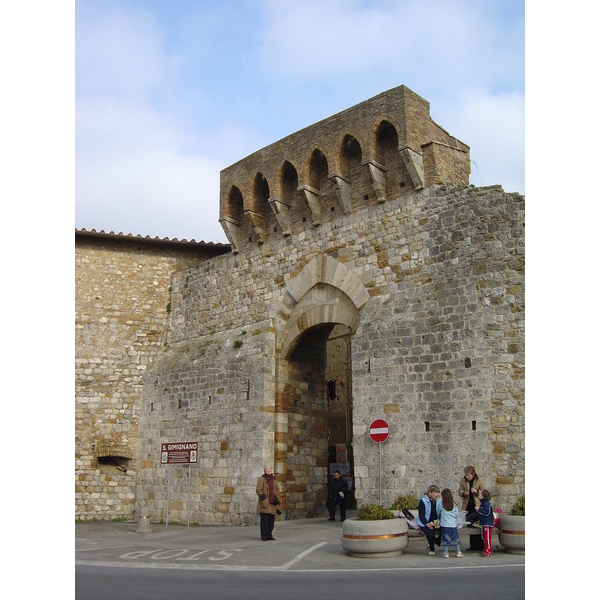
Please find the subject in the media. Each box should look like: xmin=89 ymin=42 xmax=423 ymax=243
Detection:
xmin=97 ymin=456 xmax=131 ymax=474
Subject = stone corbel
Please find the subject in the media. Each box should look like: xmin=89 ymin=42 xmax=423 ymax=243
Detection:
xmin=244 ymin=209 xmax=267 ymax=243
xmin=297 ymin=185 xmax=322 ymax=226
xmin=268 ymin=197 xmax=292 ymax=236
xmin=399 ymin=146 xmax=425 ymax=190
xmin=329 ymin=173 xmax=353 ymax=215
xmin=219 ymin=216 xmax=241 ymax=253
xmin=362 ymin=159 xmax=387 ymax=203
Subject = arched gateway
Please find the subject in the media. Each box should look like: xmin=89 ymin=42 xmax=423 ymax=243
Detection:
xmin=273 ymin=255 xmax=369 ymax=518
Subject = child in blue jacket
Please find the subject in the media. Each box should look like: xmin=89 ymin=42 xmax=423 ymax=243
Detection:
xmin=477 ymin=489 xmax=494 ymax=557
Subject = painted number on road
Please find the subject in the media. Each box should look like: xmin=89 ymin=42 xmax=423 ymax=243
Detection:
xmin=119 ymin=548 xmax=242 ymax=561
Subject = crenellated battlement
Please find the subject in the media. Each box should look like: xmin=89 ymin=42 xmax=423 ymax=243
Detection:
xmin=219 ymin=86 xmax=470 ymax=252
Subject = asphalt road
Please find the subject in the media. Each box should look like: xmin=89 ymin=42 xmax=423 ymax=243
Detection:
xmin=76 ymin=563 xmax=525 ymax=600
xmin=75 ymin=517 xmax=525 ymax=599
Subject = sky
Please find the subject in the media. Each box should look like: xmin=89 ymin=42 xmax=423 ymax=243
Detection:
xmin=74 ymin=0 xmax=525 ymax=243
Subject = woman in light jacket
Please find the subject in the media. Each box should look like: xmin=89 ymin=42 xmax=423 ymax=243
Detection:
xmin=458 ymin=465 xmax=486 ymax=551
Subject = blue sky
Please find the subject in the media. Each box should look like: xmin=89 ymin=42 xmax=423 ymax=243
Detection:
xmin=75 ymin=0 xmax=525 ymax=243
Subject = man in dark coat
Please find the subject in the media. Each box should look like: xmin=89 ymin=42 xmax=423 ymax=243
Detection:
xmin=328 ymin=470 xmax=349 ymax=521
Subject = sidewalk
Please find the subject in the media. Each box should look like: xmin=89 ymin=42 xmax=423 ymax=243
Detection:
xmin=75 ymin=511 xmax=524 ymax=572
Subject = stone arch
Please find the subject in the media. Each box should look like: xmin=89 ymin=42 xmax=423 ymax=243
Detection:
xmin=297 ymin=147 xmax=332 ymax=227
xmin=219 ymin=185 xmax=246 ymax=252
xmin=367 ymin=119 xmax=402 ymax=202
xmin=329 ymin=133 xmax=370 ymax=213
xmin=282 ymin=160 xmax=308 ymax=234
xmin=281 ymin=284 xmax=360 ymax=360
xmin=245 ymin=172 xmax=271 ymax=243
xmin=224 ymin=185 xmax=244 ymax=221
xmin=251 ymin=172 xmax=270 ymax=215
xmin=306 ymin=146 xmax=331 ymax=189
xmin=339 ymin=133 xmax=363 ymax=180
xmin=373 ymin=119 xmax=399 ymax=166
xmin=280 ymin=160 xmax=299 ymax=203
xmin=274 ymin=254 xmax=370 ymax=357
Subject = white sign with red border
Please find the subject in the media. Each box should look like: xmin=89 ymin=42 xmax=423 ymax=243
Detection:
xmin=369 ymin=419 xmax=389 ymax=443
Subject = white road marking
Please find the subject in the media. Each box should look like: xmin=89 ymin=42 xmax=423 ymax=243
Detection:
xmin=76 ymin=544 xmax=133 ymax=552
xmin=75 ymin=559 xmax=525 ymax=573
xmin=281 ymin=542 xmax=328 ymax=570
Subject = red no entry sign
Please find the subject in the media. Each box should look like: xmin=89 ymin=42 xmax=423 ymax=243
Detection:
xmin=369 ymin=419 xmax=389 ymax=443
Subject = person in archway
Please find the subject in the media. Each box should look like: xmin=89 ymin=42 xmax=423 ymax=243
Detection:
xmin=256 ymin=465 xmax=281 ymax=541
xmin=328 ymin=470 xmax=349 ymax=521
xmin=458 ymin=465 xmax=486 ymax=551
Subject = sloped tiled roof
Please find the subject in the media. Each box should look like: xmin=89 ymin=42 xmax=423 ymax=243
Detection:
xmin=75 ymin=228 xmax=230 ymax=250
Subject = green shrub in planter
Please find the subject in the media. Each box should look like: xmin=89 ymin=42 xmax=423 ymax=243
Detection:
xmin=511 ymin=495 xmax=525 ymax=516
xmin=391 ymin=494 xmax=419 ymax=510
xmin=356 ymin=504 xmax=394 ymax=521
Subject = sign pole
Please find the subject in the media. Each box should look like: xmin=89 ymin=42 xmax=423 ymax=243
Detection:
xmin=379 ymin=443 xmax=382 ymax=506
xmin=166 ymin=465 xmax=171 ymax=527
xmin=187 ymin=464 xmax=191 ymax=528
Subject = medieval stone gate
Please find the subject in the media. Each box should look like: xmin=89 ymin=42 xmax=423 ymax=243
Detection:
xmin=76 ymin=86 xmax=524 ymax=523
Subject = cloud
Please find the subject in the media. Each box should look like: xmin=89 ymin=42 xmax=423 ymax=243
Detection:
xmin=76 ymin=95 xmax=226 ymax=242
xmin=257 ymin=0 xmax=524 ymax=94
xmin=76 ymin=4 xmax=167 ymax=100
xmin=437 ymin=89 xmax=525 ymax=192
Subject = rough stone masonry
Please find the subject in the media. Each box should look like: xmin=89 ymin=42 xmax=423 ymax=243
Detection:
xmin=75 ymin=86 xmax=524 ymax=524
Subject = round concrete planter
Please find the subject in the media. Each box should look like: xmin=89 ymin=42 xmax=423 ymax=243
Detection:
xmin=498 ymin=514 xmax=525 ymax=554
xmin=391 ymin=510 xmax=422 ymax=537
xmin=341 ymin=517 xmax=409 ymax=558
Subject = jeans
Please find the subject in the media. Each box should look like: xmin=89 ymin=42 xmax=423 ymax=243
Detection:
xmin=420 ymin=525 xmax=441 ymax=551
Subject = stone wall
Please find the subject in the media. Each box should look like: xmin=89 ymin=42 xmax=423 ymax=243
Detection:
xmin=75 ymin=231 xmax=229 ymax=520
xmin=137 ymin=183 xmax=524 ymax=524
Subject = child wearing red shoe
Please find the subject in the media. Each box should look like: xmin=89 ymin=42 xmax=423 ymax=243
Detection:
xmin=477 ymin=489 xmax=494 ymax=557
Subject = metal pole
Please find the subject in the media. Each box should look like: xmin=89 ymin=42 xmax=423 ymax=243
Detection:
xmin=187 ymin=464 xmax=191 ymax=528
xmin=379 ymin=443 xmax=382 ymax=506
xmin=166 ymin=465 xmax=170 ymax=527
